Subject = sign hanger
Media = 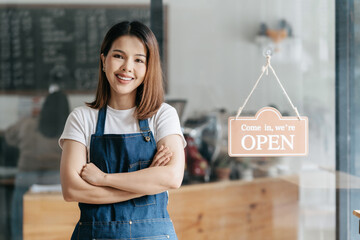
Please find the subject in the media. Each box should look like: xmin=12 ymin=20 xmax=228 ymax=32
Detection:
xmin=228 ymin=50 xmax=309 ymax=157
xmin=236 ymin=49 xmax=301 ymax=120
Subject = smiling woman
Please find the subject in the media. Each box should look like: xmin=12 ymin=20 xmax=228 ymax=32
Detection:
xmin=87 ymin=21 xmax=164 ymax=120
xmin=59 ymin=21 xmax=186 ymax=240
xmin=101 ymin=35 xmax=147 ymax=110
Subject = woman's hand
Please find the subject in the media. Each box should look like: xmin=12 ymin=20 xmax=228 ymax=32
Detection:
xmin=80 ymin=145 xmax=172 ymax=187
xmin=80 ymin=163 xmax=107 ymax=186
xmin=150 ymin=145 xmax=173 ymax=167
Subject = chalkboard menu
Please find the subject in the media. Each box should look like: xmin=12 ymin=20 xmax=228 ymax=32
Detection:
xmin=0 ymin=5 xmax=150 ymax=92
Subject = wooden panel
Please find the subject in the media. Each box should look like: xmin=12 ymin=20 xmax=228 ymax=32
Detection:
xmin=23 ymin=193 xmax=79 ymax=240
xmin=23 ymin=176 xmax=298 ymax=240
xmin=168 ymin=176 xmax=298 ymax=240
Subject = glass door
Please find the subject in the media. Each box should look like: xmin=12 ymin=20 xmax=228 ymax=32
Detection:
xmin=336 ymin=0 xmax=360 ymax=239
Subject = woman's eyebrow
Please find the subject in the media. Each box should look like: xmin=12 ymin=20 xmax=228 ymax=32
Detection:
xmin=112 ymin=49 xmax=125 ymax=54
xmin=112 ymin=49 xmax=146 ymax=58
xmin=135 ymin=53 xmax=147 ymax=58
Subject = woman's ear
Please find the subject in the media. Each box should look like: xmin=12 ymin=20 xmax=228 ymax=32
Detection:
xmin=101 ymin=54 xmax=106 ymax=70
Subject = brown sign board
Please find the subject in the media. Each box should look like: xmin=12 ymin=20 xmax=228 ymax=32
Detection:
xmin=228 ymin=107 xmax=308 ymax=157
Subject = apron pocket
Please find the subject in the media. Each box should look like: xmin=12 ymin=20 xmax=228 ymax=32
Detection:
xmin=133 ymin=195 xmax=156 ymax=207
xmin=79 ymin=221 xmax=129 ymax=240
xmin=131 ymin=218 xmax=177 ymax=240
xmin=128 ymin=160 xmax=156 ymax=207
xmin=83 ymin=219 xmax=176 ymax=240
xmin=95 ymin=236 xmax=170 ymax=240
xmin=73 ymin=222 xmax=92 ymax=240
xmin=128 ymin=160 xmax=151 ymax=171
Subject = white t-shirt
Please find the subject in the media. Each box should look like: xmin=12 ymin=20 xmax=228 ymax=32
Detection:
xmin=59 ymin=103 xmax=186 ymax=154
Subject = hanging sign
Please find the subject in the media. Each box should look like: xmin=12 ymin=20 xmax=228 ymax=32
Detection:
xmin=228 ymin=107 xmax=308 ymax=156
xmin=228 ymin=52 xmax=309 ymax=157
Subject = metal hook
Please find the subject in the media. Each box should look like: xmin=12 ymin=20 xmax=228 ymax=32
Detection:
xmin=262 ymin=46 xmax=274 ymax=58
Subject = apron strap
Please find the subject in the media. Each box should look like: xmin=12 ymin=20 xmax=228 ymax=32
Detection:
xmin=95 ymin=106 xmax=107 ymax=136
xmin=138 ymin=119 xmax=150 ymax=132
xmin=139 ymin=119 xmax=151 ymax=142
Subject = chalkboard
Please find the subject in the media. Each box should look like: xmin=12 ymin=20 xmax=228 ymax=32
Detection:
xmin=0 ymin=5 xmax=150 ymax=92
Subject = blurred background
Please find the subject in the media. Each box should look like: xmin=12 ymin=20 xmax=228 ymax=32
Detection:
xmin=0 ymin=0 xmax=359 ymax=239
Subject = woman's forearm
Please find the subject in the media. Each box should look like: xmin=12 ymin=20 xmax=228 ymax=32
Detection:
xmin=78 ymin=135 xmax=185 ymax=196
xmin=103 ymin=165 xmax=183 ymax=195
xmin=61 ymin=158 xmax=144 ymax=204
xmin=101 ymin=135 xmax=185 ymax=195
xmin=62 ymin=181 xmax=143 ymax=204
xmin=61 ymin=139 xmax=143 ymax=204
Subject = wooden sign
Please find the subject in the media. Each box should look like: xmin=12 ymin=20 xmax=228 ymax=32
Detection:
xmin=228 ymin=107 xmax=308 ymax=157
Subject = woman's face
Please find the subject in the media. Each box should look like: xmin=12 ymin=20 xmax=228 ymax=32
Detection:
xmin=101 ymin=35 xmax=147 ymax=106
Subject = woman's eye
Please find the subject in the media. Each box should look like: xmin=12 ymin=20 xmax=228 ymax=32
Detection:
xmin=135 ymin=59 xmax=145 ymax=63
xmin=114 ymin=54 xmax=123 ymax=59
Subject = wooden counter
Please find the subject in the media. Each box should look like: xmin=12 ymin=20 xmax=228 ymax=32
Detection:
xmin=23 ymin=175 xmax=298 ymax=240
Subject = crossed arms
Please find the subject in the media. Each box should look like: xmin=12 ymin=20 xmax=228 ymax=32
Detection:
xmin=60 ymin=134 xmax=185 ymax=204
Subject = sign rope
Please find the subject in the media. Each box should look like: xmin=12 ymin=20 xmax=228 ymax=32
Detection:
xmin=236 ymin=55 xmax=301 ymax=120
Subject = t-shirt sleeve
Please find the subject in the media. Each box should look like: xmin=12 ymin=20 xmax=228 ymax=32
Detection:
xmin=154 ymin=104 xmax=187 ymax=148
xmin=58 ymin=108 xmax=87 ymax=149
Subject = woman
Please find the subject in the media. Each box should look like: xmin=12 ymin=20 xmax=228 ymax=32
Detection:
xmin=59 ymin=21 xmax=186 ymax=240
xmin=5 ymin=90 xmax=69 ymax=240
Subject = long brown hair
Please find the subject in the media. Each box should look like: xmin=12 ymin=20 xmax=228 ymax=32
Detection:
xmin=87 ymin=21 xmax=164 ymax=119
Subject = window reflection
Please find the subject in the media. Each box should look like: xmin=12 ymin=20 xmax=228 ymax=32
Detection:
xmin=0 ymin=0 xmax=339 ymax=240
xmin=4 ymin=90 xmax=69 ymax=240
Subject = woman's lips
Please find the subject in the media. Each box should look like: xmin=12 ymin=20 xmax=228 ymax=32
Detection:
xmin=116 ymin=74 xmax=134 ymax=84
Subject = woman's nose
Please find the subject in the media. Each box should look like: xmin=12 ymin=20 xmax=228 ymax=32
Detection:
xmin=121 ymin=60 xmax=133 ymax=72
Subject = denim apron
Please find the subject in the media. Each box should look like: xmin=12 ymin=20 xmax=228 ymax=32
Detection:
xmin=71 ymin=106 xmax=177 ymax=240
